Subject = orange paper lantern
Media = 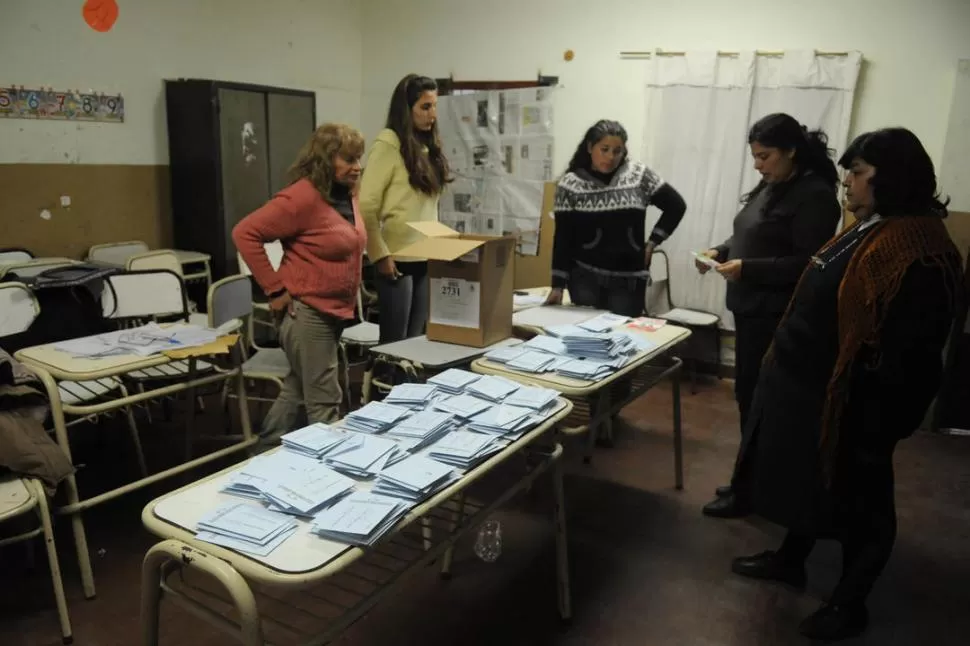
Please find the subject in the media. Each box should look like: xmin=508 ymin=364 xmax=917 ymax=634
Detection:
xmin=83 ymin=0 xmax=119 ymax=33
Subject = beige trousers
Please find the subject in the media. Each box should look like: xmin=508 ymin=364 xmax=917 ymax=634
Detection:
xmin=261 ymin=301 xmax=343 ymax=440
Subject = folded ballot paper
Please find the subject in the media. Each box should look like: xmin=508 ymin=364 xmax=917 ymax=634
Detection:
xmin=483 ymin=345 xmax=528 ymax=364
xmin=465 ymin=375 xmax=521 ymax=402
xmin=504 ymin=385 xmax=560 ymax=411
xmin=384 ymin=383 xmax=441 ymax=410
xmin=385 ymin=409 xmax=455 ymax=453
xmin=195 ymin=502 xmax=299 ymax=557
xmin=429 ymin=429 xmax=506 ymax=470
xmin=427 ymin=368 xmax=481 ymax=394
xmin=373 ymin=454 xmax=459 ymax=502
xmin=343 ymin=401 xmax=412 ymax=434
xmin=324 ymin=434 xmax=407 ymax=478
xmin=223 ymin=451 xmax=333 ymax=501
xmin=312 ymin=491 xmax=411 ymax=546
xmin=577 ymin=312 xmax=630 ymax=333
xmin=280 ymin=423 xmax=351 ymax=459
xmin=433 ymin=393 xmax=494 ymax=419
xmin=467 ymin=403 xmax=536 ymax=437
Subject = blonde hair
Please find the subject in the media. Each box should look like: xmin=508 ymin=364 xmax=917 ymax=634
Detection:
xmin=287 ymin=123 xmax=365 ymax=199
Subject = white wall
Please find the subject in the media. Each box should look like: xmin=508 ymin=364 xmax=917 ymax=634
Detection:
xmin=361 ymin=0 xmax=970 ymax=179
xmin=0 ymin=0 xmax=363 ymax=165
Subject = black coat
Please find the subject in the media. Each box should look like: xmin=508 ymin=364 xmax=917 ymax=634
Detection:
xmin=734 ymin=227 xmax=958 ymax=535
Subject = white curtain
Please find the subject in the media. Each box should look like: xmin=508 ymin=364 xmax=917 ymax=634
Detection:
xmin=642 ymin=50 xmax=862 ymax=329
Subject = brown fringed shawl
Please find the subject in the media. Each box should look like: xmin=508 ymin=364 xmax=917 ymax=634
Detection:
xmin=770 ymin=215 xmax=962 ymax=484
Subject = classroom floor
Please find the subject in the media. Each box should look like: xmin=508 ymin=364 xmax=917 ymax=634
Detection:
xmin=2 ymin=379 xmax=969 ymax=646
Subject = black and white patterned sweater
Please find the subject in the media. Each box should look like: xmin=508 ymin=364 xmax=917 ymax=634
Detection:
xmin=550 ymin=161 xmax=686 ymax=288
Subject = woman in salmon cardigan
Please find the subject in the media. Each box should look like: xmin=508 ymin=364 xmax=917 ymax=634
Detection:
xmin=233 ymin=123 xmax=367 ymax=438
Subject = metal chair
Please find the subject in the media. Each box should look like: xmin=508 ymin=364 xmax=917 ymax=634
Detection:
xmin=125 ymin=251 xmax=207 ymax=326
xmin=86 ymin=240 xmax=149 ymax=267
xmin=340 ymin=288 xmax=380 ymax=410
xmin=649 ymin=250 xmax=721 ymax=393
xmin=0 ymin=475 xmax=72 ymax=644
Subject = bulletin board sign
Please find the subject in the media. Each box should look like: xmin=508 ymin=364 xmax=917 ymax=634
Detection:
xmin=0 ymin=86 xmax=125 ymax=122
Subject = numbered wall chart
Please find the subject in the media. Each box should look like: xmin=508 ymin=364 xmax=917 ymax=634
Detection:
xmin=436 ymin=87 xmax=556 ymax=256
xmin=0 ymin=87 xmax=125 ymax=122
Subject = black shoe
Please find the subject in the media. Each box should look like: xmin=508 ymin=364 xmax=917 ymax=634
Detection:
xmin=715 ymin=485 xmax=732 ymax=497
xmin=730 ymin=550 xmax=807 ymax=588
xmin=702 ymin=492 xmax=749 ymax=518
xmin=798 ymin=603 xmax=869 ymax=641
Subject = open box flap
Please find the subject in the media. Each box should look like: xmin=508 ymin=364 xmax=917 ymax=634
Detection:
xmin=405 ymin=221 xmax=461 ymax=238
xmin=394 ymin=237 xmax=486 ymax=261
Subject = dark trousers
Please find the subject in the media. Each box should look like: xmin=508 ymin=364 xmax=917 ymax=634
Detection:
xmin=376 ymin=261 xmax=429 ymax=344
xmin=733 ymin=314 xmax=781 ymax=434
xmin=775 ymin=442 xmax=899 ymax=606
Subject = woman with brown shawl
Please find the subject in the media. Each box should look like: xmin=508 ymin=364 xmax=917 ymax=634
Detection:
xmin=727 ymin=128 xmax=963 ymax=641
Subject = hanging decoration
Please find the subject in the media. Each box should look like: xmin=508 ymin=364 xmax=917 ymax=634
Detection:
xmin=83 ymin=0 xmax=119 ymax=33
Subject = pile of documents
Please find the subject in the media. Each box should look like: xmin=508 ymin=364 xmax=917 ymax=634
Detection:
xmin=433 ymin=393 xmax=494 ymax=419
xmin=577 ymin=312 xmax=630 ymax=333
xmin=195 ymin=502 xmax=299 ymax=556
xmin=54 ymin=322 xmax=228 ymax=358
xmin=221 ymin=451 xmax=355 ymax=517
xmin=385 ymin=409 xmax=455 ymax=453
xmin=467 ymin=403 xmax=537 ymax=438
xmin=324 ymin=434 xmax=407 ymax=478
xmin=483 ymin=345 xmax=565 ymax=374
xmin=311 ymin=491 xmax=411 ymax=546
xmin=343 ymin=401 xmax=411 ymax=434
xmin=504 ymin=385 xmax=560 ymax=411
xmin=280 ymin=423 xmax=350 ymax=458
xmin=427 ymin=368 xmax=481 ymax=394
xmin=384 ymin=383 xmax=441 ymax=409
xmin=555 ymin=358 xmax=616 ymax=380
xmin=466 ymin=375 xmax=521 ymax=402
xmin=373 ymin=454 xmax=459 ymax=502
xmin=429 ymin=430 xmax=506 ymax=469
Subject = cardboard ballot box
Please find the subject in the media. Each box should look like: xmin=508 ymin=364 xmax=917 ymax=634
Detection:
xmin=394 ymin=222 xmax=515 ymax=347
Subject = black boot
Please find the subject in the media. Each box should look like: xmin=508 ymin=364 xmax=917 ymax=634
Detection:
xmin=702 ymin=492 xmax=749 ymax=518
xmin=731 ymin=550 xmax=807 ymax=588
xmin=798 ymin=603 xmax=869 ymax=641
xmin=715 ymin=485 xmax=732 ymax=497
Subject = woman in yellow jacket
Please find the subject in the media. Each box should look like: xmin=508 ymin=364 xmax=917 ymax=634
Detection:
xmin=359 ymin=74 xmax=451 ymax=343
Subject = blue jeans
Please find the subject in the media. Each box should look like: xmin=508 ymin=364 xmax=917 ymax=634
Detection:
xmin=567 ymin=265 xmax=646 ymax=318
xmin=376 ymin=261 xmax=429 ymax=344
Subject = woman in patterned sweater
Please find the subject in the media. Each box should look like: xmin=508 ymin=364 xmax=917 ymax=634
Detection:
xmin=545 ymin=120 xmax=687 ymax=315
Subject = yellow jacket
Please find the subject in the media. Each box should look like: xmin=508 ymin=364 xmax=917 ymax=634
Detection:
xmin=359 ymin=128 xmax=440 ymax=262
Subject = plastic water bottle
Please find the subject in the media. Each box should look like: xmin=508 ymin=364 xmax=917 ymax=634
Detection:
xmin=474 ymin=519 xmax=502 ymax=563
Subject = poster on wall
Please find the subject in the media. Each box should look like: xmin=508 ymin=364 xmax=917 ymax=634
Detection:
xmin=437 ymin=87 xmax=555 ymax=256
xmin=0 ymin=86 xmax=125 ymax=122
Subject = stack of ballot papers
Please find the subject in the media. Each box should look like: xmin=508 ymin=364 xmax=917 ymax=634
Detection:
xmin=220 ymin=452 xmax=356 ymax=516
xmin=521 ymin=334 xmax=567 ymax=355
xmin=343 ymin=401 xmax=411 ymax=434
xmin=427 ymin=368 xmax=481 ymax=394
xmin=195 ymin=502 xmax=299 ymax=557
xmin=311 ymin=491 xmax=410 ymax=546
xmin=385 ymin=409 xmax=455 ymax=453
xmin=384 ymin=383 xmax=441 ymax=409
xmin=280 ymin=423 xmax=350 ymax=458
xmin=433 ymin=393 xmax=494 ymax=419
xmin=373 ymin=454 xmax=459 ymax=502
xmin=505 ymin=350 xmax=563 ymax=373
xmin=555 ymin=358 xmax=616 ymax=380
xmin=504 ymin=385 xmax=560 ymax=411
xmin=429 ymin=430 xmax=506 ymax=469
xmin=577 ymin=312 xmax=630 ymax=333
xmin=466 ymin=375 xmax=521 ymax=402
xmin=324 ymin=434 xmax=406 ymax=477
xmin=53 ymin=322 xmax=225 ymax=358
xmin=483 ymin=345 xmax=529 ymax=364
xmin=467 ymin=403 xmax=536 ymax=437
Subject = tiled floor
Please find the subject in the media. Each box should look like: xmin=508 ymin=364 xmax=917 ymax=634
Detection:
xmin=2 ymin=379 xmax=969 ymax=645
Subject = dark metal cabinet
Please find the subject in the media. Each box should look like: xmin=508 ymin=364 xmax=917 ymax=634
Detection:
xmin=165 ymin=80 xmax=315 ymax=278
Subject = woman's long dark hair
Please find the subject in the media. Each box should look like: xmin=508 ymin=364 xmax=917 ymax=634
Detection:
xmin=743 ymin=113 xmax=838 ymax=210
xmin=838 ymin=128 xmax=949 ymax=218
xmin=385 ymin=74 xmax=451 ymax=195
xmin=565 ymin=120 xmax=628 ymax=175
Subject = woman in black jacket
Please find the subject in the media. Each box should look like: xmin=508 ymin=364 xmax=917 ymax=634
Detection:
xmin=698 ymin=113 xmax=842 ymax=517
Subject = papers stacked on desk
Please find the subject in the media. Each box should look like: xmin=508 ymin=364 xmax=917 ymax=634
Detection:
xmin=429 ymin=430 xmax=506 ymax=469
xmin=433 ymin=393 xmax=493 ymax=419
xmin=324 ymin=434 xmax=406 ymax=478
xmin=556 ymin=358 xmax=615 ymax=380
xmin=466 ymin=375 xmax=521 ymax=402
xmin=384 ymin=383 xmax=441 ymax=409
xmin=195 ymin=502 xmax=298 ymax=557
xmin=280 ymin=423 xmax=349 ymax=458
xmin=577 ymin=313 xmax=630 ymax=333
xmin=223 ymin=452 xmax=327 ymax=501
xmin=467 ymin=403 xmax=536 ymax=438
xmin=504 ymin=385 xmax=560 ymax=411
xmin=521 ymin=334 xmax=566 ymax=355
xmin=483 ymin=345 xmax=528 ymax=364
xmin=373 ymin=454 xmax=459 ymax=502
xmin=427 ymin=368 xmax=481 ymax=394
xmin=311 ymin=491 xmax=410 ymax=546
xmin=54 ymin=322 xmax=225 ymax=358
xmin=505 ymin=350 xmax=561 ymax=373
xmin=343 ymin=402 xmax=411 ymax=434
xmin=385 ymin=409 xmax=456 ymax=453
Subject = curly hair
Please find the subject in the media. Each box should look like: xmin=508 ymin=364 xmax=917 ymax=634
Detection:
xmin=287 ymin=123 xmax=365 ymax=200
